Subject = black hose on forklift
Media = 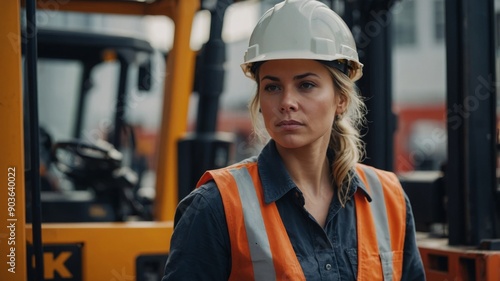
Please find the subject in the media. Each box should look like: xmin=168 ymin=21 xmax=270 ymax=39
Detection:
xmin=25 ymin=0 xmax=44 ymax=279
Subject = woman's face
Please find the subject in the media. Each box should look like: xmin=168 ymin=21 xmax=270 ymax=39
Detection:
xmin=258 ymin=59 xmax=345 ymax=149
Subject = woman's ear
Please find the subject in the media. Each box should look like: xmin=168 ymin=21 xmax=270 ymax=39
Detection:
xmin=335 ymin=94 xmax=347 ymax=115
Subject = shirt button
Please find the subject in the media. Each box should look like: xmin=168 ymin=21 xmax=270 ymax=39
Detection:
xmin=325 ymin=263 xmax=332 ymax=271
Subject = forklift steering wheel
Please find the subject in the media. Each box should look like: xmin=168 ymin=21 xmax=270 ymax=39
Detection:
xmin=52 ymin=140 xmax=123 ymax=179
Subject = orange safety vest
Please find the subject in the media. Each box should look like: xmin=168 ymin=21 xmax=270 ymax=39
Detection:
xmin=197 ymin=160 xmax=406 ymax=281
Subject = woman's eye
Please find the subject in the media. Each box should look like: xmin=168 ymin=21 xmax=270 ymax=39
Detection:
xmin=264 ymin=84 xmax=280 ymax=92
xmin=300 ymin=82 xmax=315 ymax=90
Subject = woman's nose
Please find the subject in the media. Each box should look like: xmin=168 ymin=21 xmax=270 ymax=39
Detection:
xmin=280 ymin=89 xmax=298 ymax=112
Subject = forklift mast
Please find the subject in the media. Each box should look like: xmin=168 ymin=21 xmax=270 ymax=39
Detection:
xmin=444 ymin=0 xmax=499 ymax=247
xmin=342 ymin=0 xmax=398 ymax=172
xmin=178 ymin=0 xmax=235 ymax=202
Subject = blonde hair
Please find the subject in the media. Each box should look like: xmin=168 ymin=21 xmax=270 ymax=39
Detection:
xmin=249 ymin=63 xmax=366 ymax=206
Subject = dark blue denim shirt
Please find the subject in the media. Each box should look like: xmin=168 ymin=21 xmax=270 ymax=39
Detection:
xmin=163 ymin=141 xmax=425 ymax=281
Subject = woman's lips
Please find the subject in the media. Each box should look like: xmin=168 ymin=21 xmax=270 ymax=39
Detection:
xmin=277 ymin=120 xmax=303 ymax=130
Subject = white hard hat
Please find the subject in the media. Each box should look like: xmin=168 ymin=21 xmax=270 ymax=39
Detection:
xmin=241 ymin=0 xmax=363 ymax=81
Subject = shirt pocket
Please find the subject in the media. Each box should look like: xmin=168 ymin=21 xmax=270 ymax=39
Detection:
xmin=344 ymin=248 xmax=358 ymax=279
xmin=296 ymin=254 xmax=318 ymax=280
xmin=380 ymin=250 xmax=404 ymax=281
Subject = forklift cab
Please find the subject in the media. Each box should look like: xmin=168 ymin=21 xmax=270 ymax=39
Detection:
xmin=24 ymin=28 xmax=158 ymax=223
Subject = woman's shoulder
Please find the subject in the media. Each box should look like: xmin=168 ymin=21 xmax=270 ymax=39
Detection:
xmin=174 ymin=181 xmax=224 ymax=221
xmin=181 ymin=180 xmax=222 ymax=207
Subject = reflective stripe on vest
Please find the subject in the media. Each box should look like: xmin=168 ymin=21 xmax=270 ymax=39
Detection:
xmin=359 ymin=165 xmax=394 ymax=280
xmin=230 ymin=167 xmax=276 ymax=280
xmin=198 ymin=162 xmax=406 ymax=281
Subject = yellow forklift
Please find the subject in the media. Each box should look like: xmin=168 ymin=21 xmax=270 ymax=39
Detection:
xmin=1 ymin=0 xmax=238 ymax=280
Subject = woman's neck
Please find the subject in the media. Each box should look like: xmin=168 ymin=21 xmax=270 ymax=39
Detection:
xmin=276 ymin=142 xmax=332 ymax=197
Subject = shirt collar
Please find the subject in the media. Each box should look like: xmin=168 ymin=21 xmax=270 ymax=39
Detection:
xmin=348 ymin=172 xmax=372 ymax=202
xmin=257 ymin=140 xmax=372 ymax=204
xmin=258 ymin=140 xmax=296 ymax=204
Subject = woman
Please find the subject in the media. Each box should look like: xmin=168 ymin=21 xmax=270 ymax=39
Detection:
xmin=163 ymin=0 xmax=425 ymax=280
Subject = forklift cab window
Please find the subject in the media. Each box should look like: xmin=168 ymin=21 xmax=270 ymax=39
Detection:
xmin=22 ymin=28 xmax=163 ymax=222
xmin=77 ymin=61 xmax=120 ymax=143
xmin=37 ymin=58 xmax=84 ymax=141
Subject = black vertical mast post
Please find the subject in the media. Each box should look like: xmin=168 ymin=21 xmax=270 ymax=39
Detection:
xmin=345 ymin=0 xmax=396 ymax=171
xmin=445 ymin=0 xmax=498 ymax=246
